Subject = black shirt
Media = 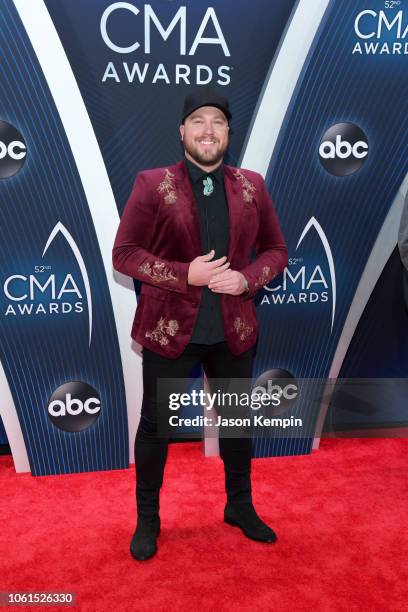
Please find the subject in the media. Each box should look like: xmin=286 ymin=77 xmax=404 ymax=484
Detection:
xmin=185 ymin=157 xmax=230 ymax=344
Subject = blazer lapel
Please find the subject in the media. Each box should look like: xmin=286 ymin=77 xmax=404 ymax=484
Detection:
xmin=174 ymin=160 xmax=203 ymax=255
xmin=224 ymin=165 xmax=243 ymax=260
xmin=174 ymin=160 xmax=243 ymax=260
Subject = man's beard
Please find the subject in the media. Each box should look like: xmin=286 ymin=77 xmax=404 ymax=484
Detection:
xmin=184 ymin=139 xmax=228 ymax=168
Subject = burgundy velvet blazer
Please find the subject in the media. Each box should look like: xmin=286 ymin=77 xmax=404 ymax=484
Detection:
xmin=112 ymin=159 xmax=288 ymax=358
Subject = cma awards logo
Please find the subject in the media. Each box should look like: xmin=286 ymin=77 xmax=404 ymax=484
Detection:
xmin=3 ymin=222 xmax=93 ymax=346
xmin=353 ymin=7 xmax=408 ymax=55
xmin=0 ymin=121 xmax=26 ymax=179
xmin=47 ymin=381 xmax=101 ymax=432
xmin=261 ymin=217 xmax=336 ymax=332
xmin=100 ymin=2 xmax=231 ymax=85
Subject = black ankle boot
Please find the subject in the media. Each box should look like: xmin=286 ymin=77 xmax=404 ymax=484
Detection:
xmin=130 ymin=516 xmax=161 ymax=561
xmin=224 ymin=503 xmax=277 ymax=543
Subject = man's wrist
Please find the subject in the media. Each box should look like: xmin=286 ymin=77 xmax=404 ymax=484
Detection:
xmin=241 ymin=275 xmax=249 ymax=294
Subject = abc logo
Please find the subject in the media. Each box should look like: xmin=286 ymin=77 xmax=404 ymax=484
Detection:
xmin=0 ymin=120 xmax=27 ymax=178
xmin=47 ymin=381 xmax=101 ymax=432
xmin=251 ymin=369 xmax=298 ymax=417
xmin=319 ymin=123 xmax=368 ymax=176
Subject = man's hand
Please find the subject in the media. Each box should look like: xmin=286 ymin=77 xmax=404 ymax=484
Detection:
xmin=208 ymin=269 xmax=248 ymax=295
xmin=188 ymin=249 xmax=230 ymax=286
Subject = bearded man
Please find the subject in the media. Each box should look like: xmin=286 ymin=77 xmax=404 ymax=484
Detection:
xmin=113 ymin=86 xmax=288 ymax=560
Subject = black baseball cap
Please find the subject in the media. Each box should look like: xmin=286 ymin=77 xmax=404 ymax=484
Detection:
xmin=181 ymin=86 xmax=232 ymax=124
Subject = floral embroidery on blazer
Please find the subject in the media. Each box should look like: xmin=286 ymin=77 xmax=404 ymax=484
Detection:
xmin=145 ymin=317 xmax=179 ymax=346
xmin=254 ymin=266 xmax=271 ymax=289
xmin=138 ymin=261 xmax=178 ymax=283
xmin=233 ymin=317 xmax=253 ymax=341
xmin=157 ymin=169 xmax=177 ymax=204
xmin=234 ymin=170 xmax=256 ymax=203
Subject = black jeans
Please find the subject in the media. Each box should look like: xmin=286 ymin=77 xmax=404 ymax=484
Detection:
xmin=135 ymin=341 xmax=254 ymax=518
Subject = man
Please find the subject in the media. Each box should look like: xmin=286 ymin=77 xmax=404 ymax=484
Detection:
xmin=112 ymin=86 xmax=288 ymax=561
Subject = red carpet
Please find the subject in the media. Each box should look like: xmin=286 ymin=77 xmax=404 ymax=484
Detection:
xmin=1 ymin=438 xmax=407 ymax=611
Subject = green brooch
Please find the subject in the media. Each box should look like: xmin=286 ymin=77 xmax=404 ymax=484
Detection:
xmin=202 ymin=176 xmax=214 ymax=196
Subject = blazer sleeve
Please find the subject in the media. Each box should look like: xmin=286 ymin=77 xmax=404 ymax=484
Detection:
xmin=239 ymin=176 xmax=288 ymax=300
xmin=112 ymin=172 xmax=190 ymax=293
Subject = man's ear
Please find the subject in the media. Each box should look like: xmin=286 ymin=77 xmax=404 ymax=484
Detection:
xmin=179 ymin=125 xmax=184 ymax=142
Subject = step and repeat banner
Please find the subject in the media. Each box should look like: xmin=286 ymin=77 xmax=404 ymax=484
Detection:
xmin=0 ymin=0 xmax=407 ymax=473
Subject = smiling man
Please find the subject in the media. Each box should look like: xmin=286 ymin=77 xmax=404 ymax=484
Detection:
xmin=112 ymin=86 xmax=288 ymax=561
xmin=181 ymin=103 xmax=229 ymax=168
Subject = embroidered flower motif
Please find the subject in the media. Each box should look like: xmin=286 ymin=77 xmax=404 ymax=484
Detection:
xmin=145 ymin=317 xmax=179 ymax=346
xmin=234 ymin=170 xmax=256 ymax=203
xmin=233 ymin=317 xmax=253 ymax=341
xmin=138 ymin=261 xmax=177 ymax=283
xmin=254 ymin=266 xmax=271 ymax=289
xmin=157 ymin=169 xmax=177 ymax=204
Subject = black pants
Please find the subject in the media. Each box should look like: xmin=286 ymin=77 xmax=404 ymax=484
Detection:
xmin=135 ymin=341 xmax=254 ymax=518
